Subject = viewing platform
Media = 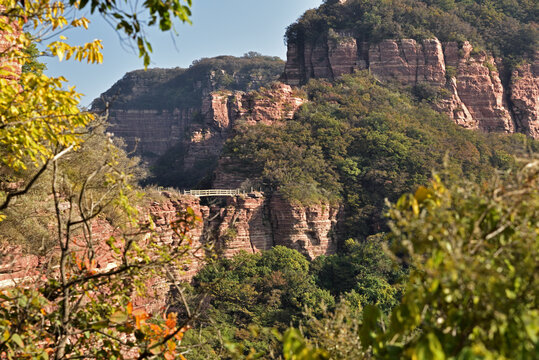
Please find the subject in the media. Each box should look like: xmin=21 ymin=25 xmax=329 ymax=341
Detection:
xmin=183 ymin=189 xmax=244 ymax=197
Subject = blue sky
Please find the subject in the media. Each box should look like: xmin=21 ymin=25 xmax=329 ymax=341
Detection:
xmin=44 ymin=0 xmax=322 ymax=106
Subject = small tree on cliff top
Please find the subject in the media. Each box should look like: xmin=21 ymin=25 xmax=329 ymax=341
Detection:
xmin=0 ymin=1 xmax=204 ymax=359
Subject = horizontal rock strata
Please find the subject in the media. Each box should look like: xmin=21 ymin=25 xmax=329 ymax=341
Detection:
xmin=284 ymin=33 xmax=538 ymax=137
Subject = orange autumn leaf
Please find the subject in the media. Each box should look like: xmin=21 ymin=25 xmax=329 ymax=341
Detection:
xmin=126 ymin=301 xmax=133 ymax=315
xmin=75 ymin=254 xmax=83 ymax=271
xmin=165 ymin=314 xmax=176 ymax=329
xmin=167 ymin=340 xmax=176 ymax=352
xmin=132 ymin=308 xmax=149 ymax=329
xmin=149 ymin=323 xmax=162 ymax=335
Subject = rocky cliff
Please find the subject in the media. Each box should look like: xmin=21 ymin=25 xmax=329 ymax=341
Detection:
xmin=1 ymin=191 xmax=339 ymax=311
xmin=180 ymin=83 xmax=305 ymax=183
xmin=92 ymin=55 xmax=293 ymax=187
xmin=283 ymin=33 xmax=538 ymax=137
xmin=92 ymin=54 xmax=284 ymax=172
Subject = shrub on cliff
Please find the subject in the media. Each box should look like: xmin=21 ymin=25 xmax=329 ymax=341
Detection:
xmin=311 ymin=237 xmax=406 ymax=314
xmin=93 ymin=55 xmax=285 ymax=111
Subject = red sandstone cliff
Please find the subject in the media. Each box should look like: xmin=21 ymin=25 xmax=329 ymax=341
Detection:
xmin=284 ymin=33 xmax=538 ymax=137
xmin=510 ymin=52 xmax=539 ymax=138
xmin=1 ymin=191 xmax=339 ymax=292
xmin=182 ymin=83 xmax=305 ymax=174
xmin=105 ymin=82 xmax=305 ymax=187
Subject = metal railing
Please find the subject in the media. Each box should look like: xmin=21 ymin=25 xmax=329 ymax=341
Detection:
xmin=183 ymin=189 xmax=244 ymax=197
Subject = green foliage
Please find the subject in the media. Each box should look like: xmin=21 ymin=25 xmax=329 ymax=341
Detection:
xmin=280 ymin=328 xmax=330 ymax=360
xmin=358 ymin=161 xmax=539 ymax=358
xmin=311 ymin=237 xmax=405 ymax=314
xmin=93 ymin=55 xmax=284 ymax=111
xmin=193 ymin=247 xmax=333 ymax=329
xmin=286 ymin=0 xmax=538 ymax=68
xmin=223 ymin=72 xmax=538 ymax=238
xmin=181 ymin=247 xmax=335 ymax=357
xmin=183 ymin=241 xmax=408 ymax=358
xmin=21 ymin=41 xmax=47 ymax=75
xmin=0 ymin=122 xmax=144 ymax=254
xmin=445 ymin=65 xmax=457 ymax=79
xmin=302 ymin=302 xmax=370 ymax=359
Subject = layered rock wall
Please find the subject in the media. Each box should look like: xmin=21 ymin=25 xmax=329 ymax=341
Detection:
xmin=108 ymin=108 xmax=194 ymax=157
xmin=510 ymin=52 xmax=539 ymax=138
xmin=284 ymin=34 xmax=538 ymax=137
xmin=183 ymin=83 xmax=305 ymax=183
xmin=1 ymin=191 xmax=339 ymax=297
xmin=269 ymin=195 xmax=340 ymax=260
xmin=107 ymin=83 xmax=305 ymax=187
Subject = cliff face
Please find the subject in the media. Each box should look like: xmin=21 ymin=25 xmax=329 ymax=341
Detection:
xmin=94 ymin=56 xmax=305 ymax=188
xmin=510 ymin=53 xmax=539 ymax=138
xmin=284 ymin=33 xmax=538 ymax=137
xmin=181 ymin=83 xmax=305 ymax=180
xmin=269 ymin=195 xmax=340 ymax=260
xmin=1 ymin=191 xmax=339 ymax=310
xmin=94 ymin=56 xmax=284 ymax=159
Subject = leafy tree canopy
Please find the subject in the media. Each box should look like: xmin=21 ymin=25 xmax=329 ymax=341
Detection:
xmin=286 ymin=0 xmax=538 ymax=66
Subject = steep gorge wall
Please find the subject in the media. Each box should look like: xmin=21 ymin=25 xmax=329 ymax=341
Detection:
xmin=181 ymin=83 xmax=305 ymax=177
xmin=284 ymin=33 xmax=538 ymax=137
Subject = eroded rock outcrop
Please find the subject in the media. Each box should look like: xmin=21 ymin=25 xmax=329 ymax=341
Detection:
xmin=510 ymin=53 xmax=539 ymax=138
xmin=284 ymin=33 xmax=538 ymax=137
xmin=368 ymin=39 xmax=446 ymax=87
xmin=181 ymin=83 xmax=305 ymax=178
xmin=94 ymin=56 xmax=284 ymax=169
xmin=1 ymin=191 xmax=338 ymax=293
xmin=206 ymin=193 xmax=273 ymax=257
xmin=269 ymin=195 xmax=340 ymax=260
xmin=101 ymin=79 xmax=305 ymax=188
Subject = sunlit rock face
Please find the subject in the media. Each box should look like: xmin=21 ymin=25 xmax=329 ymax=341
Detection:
xmin=1 ymin=191 xmax=339 ymax=313
xmin=284 ymin=33 xmax=538 ymax=138
xmin=510 ymin=52 xmax=539 ymax=138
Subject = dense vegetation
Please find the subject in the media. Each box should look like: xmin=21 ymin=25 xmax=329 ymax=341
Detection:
xmin=92 ymin=53 xmax=284 ymax=111
xmin=223 ymin=72 xmax=538 ymax=238
xmin=0 ymin=122 xmax=144 ymax=255
xmin=180 ymin=241 xmax=405 ymax=359
xmin=286 ymin=0 xmax=538 ymax=67
xmin=180 ymin=158 xmax=539 ymax=359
